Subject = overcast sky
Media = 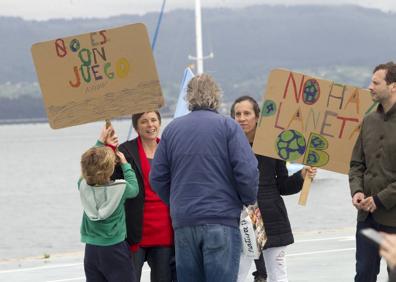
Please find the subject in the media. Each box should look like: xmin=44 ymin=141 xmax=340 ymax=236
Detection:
xmin=2 ymin=0 xmax=395 ymax=20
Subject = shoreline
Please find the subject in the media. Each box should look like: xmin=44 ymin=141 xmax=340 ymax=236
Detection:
xmin=0 ymin=118 xmax=48 ymax=125
xmin=0 ymin=114 xmax=174 ymax=126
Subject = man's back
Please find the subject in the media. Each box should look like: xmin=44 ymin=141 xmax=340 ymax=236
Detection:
xmin=151 ymin=109 xmax=258 ymax=229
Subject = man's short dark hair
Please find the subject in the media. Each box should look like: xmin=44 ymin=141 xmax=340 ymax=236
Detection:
xmin=373 ymin=61 xmax=396 ymax=85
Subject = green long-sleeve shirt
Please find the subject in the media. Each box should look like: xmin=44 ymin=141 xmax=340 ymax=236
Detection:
xmin=78 ymin=142 xmax=139 ymax=246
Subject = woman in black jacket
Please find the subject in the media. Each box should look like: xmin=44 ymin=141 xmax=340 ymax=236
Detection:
xmin=112 ymin=112 xmax=176 ymax=282
xmin=231 ymin=96 xmax=316 ymax=282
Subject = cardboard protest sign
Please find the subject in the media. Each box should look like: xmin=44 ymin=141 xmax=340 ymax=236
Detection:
xmin=31 ymin=23 xmax=164 ymax=129
xmin=253 ymin=69 xmax=376 ymax=174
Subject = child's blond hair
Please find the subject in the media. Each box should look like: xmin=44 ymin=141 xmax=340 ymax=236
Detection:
xmin=81 ymin=147 xmax=116 ymax=185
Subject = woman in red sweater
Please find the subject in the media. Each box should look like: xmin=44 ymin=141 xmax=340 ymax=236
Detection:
xmin=112 ymin=111 xmax=175 ymax=282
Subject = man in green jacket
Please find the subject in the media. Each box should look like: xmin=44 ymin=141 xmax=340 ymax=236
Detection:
xmin=349 ymin=61 xmax=396 ymax=282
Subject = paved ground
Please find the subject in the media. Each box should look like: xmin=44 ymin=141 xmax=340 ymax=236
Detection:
xmin=0 ymin=228 xmax=389 ymax=282
xmin=0 ymin=168 xmax=390 ymax=281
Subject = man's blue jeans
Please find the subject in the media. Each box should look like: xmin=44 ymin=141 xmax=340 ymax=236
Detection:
xmin=355 ymin=214 xmax=396 ymax=282
xmin=174 ymin=224 xmax=241 ymax=282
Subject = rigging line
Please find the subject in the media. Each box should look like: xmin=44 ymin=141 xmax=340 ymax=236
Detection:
xmin=126 ymin=0 xmax=167 ymax=141
xmin=151 ymin=0 xmax=167 ymax=50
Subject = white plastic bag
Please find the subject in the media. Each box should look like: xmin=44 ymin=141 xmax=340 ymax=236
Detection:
xmin=239 ymin=203 xmax=267 ymax=259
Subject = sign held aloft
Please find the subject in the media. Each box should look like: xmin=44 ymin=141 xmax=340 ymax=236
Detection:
xmin=253 ymin=68 xmax=376 ymax=175
xmin=31 ymin=23 xmax=164 ymax=129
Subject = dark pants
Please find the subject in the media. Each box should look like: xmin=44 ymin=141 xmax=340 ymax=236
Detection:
xmin=84 ymin=241 xmax=135 ymax=282
xmin=390 ymin=269 xmax=396 ymax=282
xmin=355 ymin=214 xmax=396 ymax=282
xmin=254 ymin=252 xmax=268 ymax=279
xmin=132 ymin=246 xmax=176 ymax=282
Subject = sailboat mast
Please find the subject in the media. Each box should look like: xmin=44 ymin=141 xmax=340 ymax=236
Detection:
xmin=195 ymin=0 xmax=204 ymax=74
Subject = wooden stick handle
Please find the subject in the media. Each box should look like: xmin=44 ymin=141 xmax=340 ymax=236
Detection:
xmin=298 ymin=176 xmax=312 ymax=206
xmin=105 ymin=119 xmax=116 ymax=137
xmin=105 ymin=119 xmax=112 ymax=128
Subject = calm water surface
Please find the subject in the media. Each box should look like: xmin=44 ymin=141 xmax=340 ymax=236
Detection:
xmin=0 ymin=120 xmax=166 ymax=260
xmin=0 ymin=119 xmax=356 ymax=261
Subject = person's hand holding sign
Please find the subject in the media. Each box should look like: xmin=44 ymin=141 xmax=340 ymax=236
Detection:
xmin=298 ymin=166 xmax=317 ymax=206
xmin=301 ymin=166 xmax=317 ymax=180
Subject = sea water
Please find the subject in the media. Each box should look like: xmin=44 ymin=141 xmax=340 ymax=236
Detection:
xmin=0 ymin=119 xmax=356 ymax=261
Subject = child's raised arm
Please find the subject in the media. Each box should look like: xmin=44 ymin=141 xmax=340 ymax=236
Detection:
xmin=116 ymin=150 xmax=139 ymax=198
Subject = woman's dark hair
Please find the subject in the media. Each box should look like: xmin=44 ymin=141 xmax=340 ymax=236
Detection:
xmin=230 ymin=95 xmax=260 ymax=119
xmin=131 ymin=111 xmax=161 ymax=131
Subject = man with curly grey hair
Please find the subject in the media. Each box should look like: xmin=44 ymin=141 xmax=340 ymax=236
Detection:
xmin=185 ymin=73 xmax=221 ymax=111
xmin=151 ymin=73 xmax=259 ymax=282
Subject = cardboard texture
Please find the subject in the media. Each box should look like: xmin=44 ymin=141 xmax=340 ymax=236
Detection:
xmin=31 ymin=23 xmax=164 ymax=129
xmin=253 ymin=69 xmax=376 ymax=174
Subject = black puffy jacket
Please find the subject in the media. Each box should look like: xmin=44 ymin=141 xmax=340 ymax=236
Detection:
xmin=256 ymin=155 xmax=303 ymax=249
xmin=112 ymin=138 xmax=145 ymax=245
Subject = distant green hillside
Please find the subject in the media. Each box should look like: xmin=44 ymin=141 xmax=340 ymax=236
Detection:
xmin=0 ymin=4 xmax=393 ymax=120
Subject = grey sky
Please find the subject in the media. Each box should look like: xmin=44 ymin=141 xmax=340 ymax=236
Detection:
xmin=1 ymin=0 xmax=395 ymax=20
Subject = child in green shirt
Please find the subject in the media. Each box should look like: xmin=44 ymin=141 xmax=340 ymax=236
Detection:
xmin=79 ymin=125 xmax=139 ymax=282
